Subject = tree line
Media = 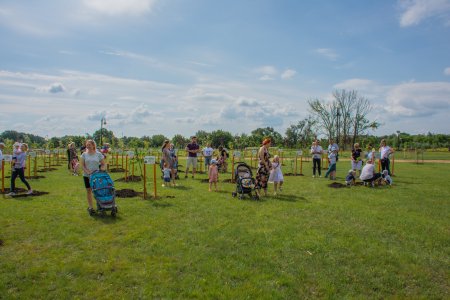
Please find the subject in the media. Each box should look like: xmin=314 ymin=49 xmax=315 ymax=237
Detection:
xmin=1 ymin=89 xmax=449 ymax=151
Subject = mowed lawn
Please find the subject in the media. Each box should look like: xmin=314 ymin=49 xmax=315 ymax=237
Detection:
xmin=0 ymin=159 xmax=449 ymax=299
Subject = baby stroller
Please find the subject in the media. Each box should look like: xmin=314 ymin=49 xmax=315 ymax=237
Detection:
xmin=232 ymin=162 xmax=258 ymax=200
xmin=90 ymin=171 xmax=118 ymax=217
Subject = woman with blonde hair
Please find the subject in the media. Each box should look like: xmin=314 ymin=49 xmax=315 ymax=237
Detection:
xmin=80 ymin=139 xmax=105 ymax=215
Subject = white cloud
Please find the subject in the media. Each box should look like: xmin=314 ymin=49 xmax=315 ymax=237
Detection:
xmin=36 ymin=82 xmax=66 ymax=94
xmin=255 ymin=65 xmax=278 ymax=81
xmin=83 ymin=0 xmax=158 ymax=16
xmin=316 ymin=48 xmax=338 ymax=61
xmin=333 ymin=79 xmax=377 ymax=90
xmin=444 ymin=67 xmax=450 ymax=75
xmin=398 ymin=0 xmax=450 ymax=27
xmin=281 ymin=69 xmax=297 ymax=80
xmin=386 ymin=82 xmax=450 ymax=116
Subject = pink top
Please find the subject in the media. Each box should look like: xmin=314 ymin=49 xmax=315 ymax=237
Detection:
xmin=209 ymin=165 xmax=219 ymax=182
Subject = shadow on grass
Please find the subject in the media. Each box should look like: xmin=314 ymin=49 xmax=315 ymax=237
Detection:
xmin=91 ymin=213 xmax=123 ymax=223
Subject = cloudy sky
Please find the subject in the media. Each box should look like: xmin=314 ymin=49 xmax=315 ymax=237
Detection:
xmin=0 ymin=0 xmax=449 ymax=138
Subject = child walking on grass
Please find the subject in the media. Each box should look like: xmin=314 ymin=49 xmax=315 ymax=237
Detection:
xmin=8 ymin=143 xmax=33 ymax=196
xmin=208 ymin=159 xmax=219 ymax=192
xmin=268 ymin=155 xmax=284 ymax=195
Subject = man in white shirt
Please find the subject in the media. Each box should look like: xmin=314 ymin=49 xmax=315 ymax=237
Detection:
xmin=202 ymin=143 xmax=214 ymax=170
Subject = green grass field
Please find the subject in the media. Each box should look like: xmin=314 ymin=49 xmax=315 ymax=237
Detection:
xmin=0 ymin=158 xmax=449 ymax=299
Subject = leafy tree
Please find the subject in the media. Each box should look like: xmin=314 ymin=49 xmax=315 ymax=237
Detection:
xmin=195 ymin=130 xmax=210 ymax=145
xmin=250 ymin=127 xmax=283 ymax=147
xmin=210 ymin=130 xmax=233 ymax=148
xmin=285 ymin=117 xmax=317 ymax=148
xmin=150 ymin=134 xmax=168 ymax=148
xmin=171 ymin=134 xmax=189 ymax=149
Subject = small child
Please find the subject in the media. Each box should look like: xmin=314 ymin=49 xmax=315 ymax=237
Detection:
xmin=268 ymin=155 xmax=284 ymax=195
xmin=324 ymin=147 xmax=337 ymax=180
xmin=208 ymin=159 xmax=219 ymax=192
xmin=345 ymin=169 xmax=356 ymax=186
xmin=162 ymin=162 xmax=171 ymax=187
xmin=382 ymin=169 xmax=393 ymax=186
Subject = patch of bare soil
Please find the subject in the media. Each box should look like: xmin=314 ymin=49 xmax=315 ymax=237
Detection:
xmin=6 ymin=190 xmax=49 ymax=198
xmin=109 ymin=168 xmax=126 ymax=173
xmin=0 ymin=239 xmax=3 ymax=246
xmin=115 ymin=189 xmax=142 ymax=198
xmin=284 ymin=173 xmax=304 ymax=176
xmin=200 ymin=179 xmax=209 ymax=183
xmin=222 ymin=179 xmax=233 ymax=183
xmin=116 ymin=176 xmax=142 ymax=182
xmin=328 ymin=182 xmax=347 ymax=188
xmin=38 ymin=168 xmax=58 ymax=172
xmin=28 ymin=176 xmax=46 ymax=179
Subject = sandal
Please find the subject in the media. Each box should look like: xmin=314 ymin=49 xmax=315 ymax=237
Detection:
xmin=87 ymin=207 xmax=96 ymax=215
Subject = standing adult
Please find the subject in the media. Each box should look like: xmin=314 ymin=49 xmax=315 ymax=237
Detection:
xmin=7 ymin=143 xmax=33 ymax=196
xmin=255 ymin=138 xmax=272 ymax=197
xmin=202 ymin=143 xmax=214 ymax=171
xmin=379 ymin=139 xmax=394 ymax=175
xmin=162 ymin=140 xmax=177 ymax=186
xmin=351 ymin=143 xmax=363 ymax=176
xmin=328 ymin=138 xmax=339 ymax=161
xmin=185 ymin=136 xmax=200 ymax=179
xmin=0 ymin=142 xmax=4 ymax=162
xmin=218 ymin=146 xmax=229 ymax=173
xmin=68 ymin=142 xmax=78 ymax=174
xmin=310 ymin=140 xmax=323 ymax=178
xmin=80 ymin=139 xmax=105 ymax=215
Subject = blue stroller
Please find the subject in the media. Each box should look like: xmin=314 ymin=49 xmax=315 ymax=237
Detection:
xmin=232 ymin=162 xmax=258 ymax=200
xmin=90 ymin=171 xmax=118 ymax=217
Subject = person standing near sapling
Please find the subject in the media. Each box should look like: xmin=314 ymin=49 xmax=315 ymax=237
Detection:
xmin=7 ymin=143 xmax=33 ymax=196
xmin=218 ymin=146 xmax=229 ymax=173
xmin=80 ymin=139 xmax=105 ymax=215
xmin=351 ymin=143 xmax=363 ymax=176
xmin=162 ymin=162 xmax=172 ymax=187
xmin=324 ymin=147 xmax=337 ymax=180
xmin=162 ymin=140 xmax=176 ymax=186
xmin=328 ymin=138 xmax=339 ymax=161
xmin=185 ymin=136 xmax=200 ymax=179
xmin=202 ymin=143 xmax=214 ymax=171
xmin=310 ymin=140 xmax=323 ymax=178
xmin=379 ymin=139 xmax=394 ymax=175
xmin=255 ymin=138 xmax=272 ymax=197
xmin=0 ymin=142 xmax=4 ymax=164
xmin=208 ymin=159 xmax=219 ymax=192
xmin=268 ymin=155 xmax=284 ymax=195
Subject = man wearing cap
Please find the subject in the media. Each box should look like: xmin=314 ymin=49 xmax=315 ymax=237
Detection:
xmin=185 ymin=136 xmax=200 ymax=179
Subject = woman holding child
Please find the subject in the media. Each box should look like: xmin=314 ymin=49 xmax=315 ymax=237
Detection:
xmin=162 ymin=140 xmax=176 ymax=186
xmin=255 ymin=138 xmax=272 ymax=197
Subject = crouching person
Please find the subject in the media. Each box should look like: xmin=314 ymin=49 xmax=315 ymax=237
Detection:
xmin=359 ymin=160 xmax=382 ymax=187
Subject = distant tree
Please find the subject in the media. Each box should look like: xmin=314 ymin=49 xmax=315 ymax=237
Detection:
xmin=93 ymin=129 xmax=115 ymax=146
xmin=150 ymin=134 xmax=167 ymax=148
xmin=195 ymin=130 xmax=210 ymax=145
xmin=210 ymin=130 xmax=233 ymax=148
xmin=285 ymin=116 xmax=317 ymax=148
xmin=171 ymin=134 xmax=189 ymax=149
xmin=250 ymin=127 xmax=283 ymax=147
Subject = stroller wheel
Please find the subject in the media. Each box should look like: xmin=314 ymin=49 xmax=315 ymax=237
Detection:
xmin=238 ymin=195 xmax=243 ymax=200
xmin=232 ymin=192 xmax=237 ymax=197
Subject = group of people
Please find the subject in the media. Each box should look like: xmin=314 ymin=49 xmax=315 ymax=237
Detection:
xmin=310 ymin=138 xmax=394 ymax=187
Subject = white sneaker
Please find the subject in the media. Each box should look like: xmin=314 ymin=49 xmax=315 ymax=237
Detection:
xmin=7 ymin=192 xmax=16 ymax=196
xmin=312 ymin=175 xmax=315 ymax=178
xmin=27 ymin=190 xmax=33 ymax=195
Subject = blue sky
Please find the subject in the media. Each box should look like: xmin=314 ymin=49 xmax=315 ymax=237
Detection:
xmin=0 ymin=0 xmax=449 ymax=138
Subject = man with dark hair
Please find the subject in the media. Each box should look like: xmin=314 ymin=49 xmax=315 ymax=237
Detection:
xmin=185 ymin=136 xmax=200 ymax=178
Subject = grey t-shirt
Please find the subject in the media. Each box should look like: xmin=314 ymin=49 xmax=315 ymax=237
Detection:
xmin=81 ymin=151 xmax=104 ymax=177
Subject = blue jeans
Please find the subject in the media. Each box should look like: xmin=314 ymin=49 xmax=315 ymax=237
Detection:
xmin=11 ymin=167 xmax=31 ymax=192
xmin=325 ymin=163 xmax=336 ymax=178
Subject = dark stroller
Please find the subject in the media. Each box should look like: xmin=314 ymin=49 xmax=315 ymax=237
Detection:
xmin=90 ymin=171 xmax=118 ymax=217
xmin=232 ymin=162 xmax=258 ymax=200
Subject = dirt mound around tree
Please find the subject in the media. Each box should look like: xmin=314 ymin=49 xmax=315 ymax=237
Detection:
xmin=115 ymin=189 xmax=142 ymax=198
xmin=116 ymin=176 xmax=142 ymax=182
